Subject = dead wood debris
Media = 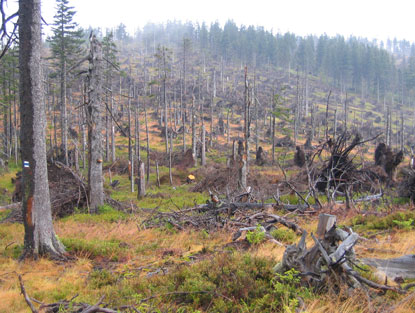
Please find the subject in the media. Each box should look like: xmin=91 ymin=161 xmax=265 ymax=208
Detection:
xmin=142 ymin=195 xmax=305 ymax=233
xmin=314 ymin=132 xmax=382 ymax=196
xmin=275 ymin=214 xmax=404 ymax=295
xmin=398 ymin=168 xmax=415 ymax=203
xmin=2 ymin=161 xmax=126 ymax=223
xmin=19 ymin=274 xmax=136 ymax=313
xmin=375 ymin=142 xmax=404 ymax=180
xmin=191 ymin=163 xmax=279 ymax=197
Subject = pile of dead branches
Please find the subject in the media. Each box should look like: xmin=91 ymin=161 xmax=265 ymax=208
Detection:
xmin=142 ymin=194 xmax=306 ymax=232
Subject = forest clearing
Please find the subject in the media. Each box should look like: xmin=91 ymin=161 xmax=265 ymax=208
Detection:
xmin=1 ymin=0 xmax=415 ymax=312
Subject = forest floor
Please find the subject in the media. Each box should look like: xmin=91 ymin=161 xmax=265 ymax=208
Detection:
xmin=1 ymin=108 xmax=415 ymax=312
xmin=1 ymin=151 xmax=415 ymax=312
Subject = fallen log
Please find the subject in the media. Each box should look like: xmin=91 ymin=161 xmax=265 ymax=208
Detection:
xmin=362 ymin=255 xmax=415 ymax=280
xmin=335 ymin=192 xmax=383 ymax=204
xmin=0 ymin=202 xmax=21 ymax=211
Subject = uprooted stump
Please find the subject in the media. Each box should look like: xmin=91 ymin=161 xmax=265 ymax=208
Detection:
xmin=316 ymin=133 xmax=361 ymax=192
xmin=374 ymin=142 xmax=403 ymax=181
xmin=315 ymin=132 xmax=382 ymax=195
xmin=4 ymin=161 xmax=88 ymax=223
xmin=398 ymin=168 xmax=415 ymax=203
xmin=2 ymin=162 xmax=127 ymax=223
xmin=275 ymin=214 xmax=400 ymax=294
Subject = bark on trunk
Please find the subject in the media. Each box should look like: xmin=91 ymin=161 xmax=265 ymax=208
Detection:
xmin=19 ymin=0 xmax=65 ymax=259
xmin=61 ymin=59 xmax=68 ymax=166
xmin=86 ymin=34 xmax=104 ymax=213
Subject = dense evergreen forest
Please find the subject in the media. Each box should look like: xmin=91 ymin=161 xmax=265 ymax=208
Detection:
xmin=124 ymin=20 xmax=415 ymax=107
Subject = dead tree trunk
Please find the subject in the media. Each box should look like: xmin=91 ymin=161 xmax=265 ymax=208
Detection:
xmin=191 ymin=96 xmax=197 ymax=167
xmin=156 ymin=161 xmax=160 ymax=188
xmin=272 ymin=113 xmax=276 ymax=165
xmin=137 ymin=159 xmax=145 ymax=199
xmin=19 ymin=0 xmax=65 ymax=259
xmin=244 ymin=67 xmax=250 ymax=169
xmin=144 ymin=102 xmax=150 ymax=183
xmin=333 ymin=108 xmax=337 ymax=140
xmin=201 ymin=124 xmax=206 ymax=166
xmin=232 ymin=140 xmax=237 ymax=162
xmin=210 ymin=93 xmax=214 ymax=147
xmin=61 ymin=59 xmax=68 ymax=166
xmin=135 ymin=97 xmax=141 ymax=162
xmin=226 ymin=109 xmax=230 ymax=145
xmin=238 ymin=157 xmax=247 ymax=190
xmin=169 ymin=131 xmax=173 ymax=186
xmin=325 ymin=90 xmax=331 ymax=140
xmin=110 ymin=94 xmax=116 ymax=162
xmin=344 ymin=92 xmax=348 ymax=133
xmin=86 ymin=34 xmax=104 ymax=213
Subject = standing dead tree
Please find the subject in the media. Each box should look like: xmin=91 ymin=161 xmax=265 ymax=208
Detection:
xmin=86 ymin=33 xmax=104 ymax=213
xmin=18 ymin=0 xmax=66 ymax=259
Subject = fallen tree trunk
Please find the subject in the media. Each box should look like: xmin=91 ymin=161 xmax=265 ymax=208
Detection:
xmin=363 ymin=255 xmax=415 ymax=280
xmin=0 ymin=202 xmax=21 ymax=211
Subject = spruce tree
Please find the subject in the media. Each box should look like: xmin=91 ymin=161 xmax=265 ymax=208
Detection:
xmin=47 ymin=0 xmax=84 ymax=166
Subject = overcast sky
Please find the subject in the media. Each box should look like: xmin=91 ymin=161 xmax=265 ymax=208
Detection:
xmin=32 ymin=0 xmax=413 ymax=43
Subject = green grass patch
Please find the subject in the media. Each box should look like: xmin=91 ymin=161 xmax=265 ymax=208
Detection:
xmin=136 ymin=185 xmax=207 ymax=211
xmin=133 ymin=252 xmax=312 ymax=312
xmin=271 ymin=228 xmax=297 ymax=244
xmin=349 ymin=211 xmax=415 ymax=232
xmin=61 ymin=237 xmax=127 ymax=261
xmin=2 ymin=243 xmax=23 ymax=259
xmin=0 ymin=209 xmax=11 ymax=221
xmin=60 ymin=204 xmax=127 ymax=223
